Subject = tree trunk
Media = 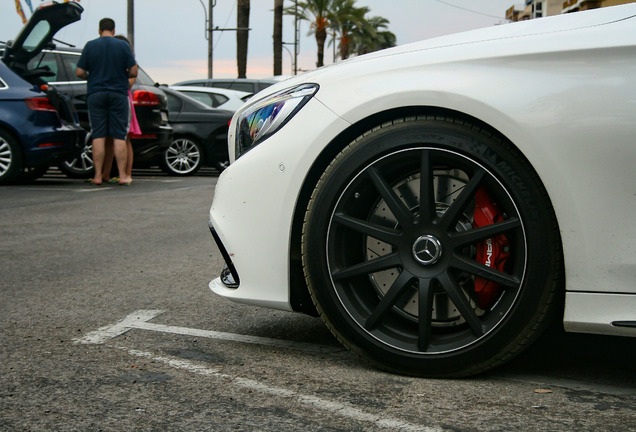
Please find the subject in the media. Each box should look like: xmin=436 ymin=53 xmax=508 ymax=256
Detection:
xmin=339 ymin=34 xmax=350 ymax=60
xmin=237 ymin=0 xmax=250 ymax=78
xmin=315 ymin=26 xmax=326 ymax=68
xmin=273 ymin=0 xmax=283 ymax=75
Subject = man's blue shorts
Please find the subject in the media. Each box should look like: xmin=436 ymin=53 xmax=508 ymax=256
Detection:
xmin=87 ymin=91 xmax=130 ymax=140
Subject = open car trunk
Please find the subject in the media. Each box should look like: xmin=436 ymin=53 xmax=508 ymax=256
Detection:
xmin=2 ymin=1 xmax=83 ymax=123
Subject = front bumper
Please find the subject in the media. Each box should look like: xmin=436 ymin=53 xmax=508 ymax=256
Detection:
xmin=207 ymin=97 xmax=349 ymax=311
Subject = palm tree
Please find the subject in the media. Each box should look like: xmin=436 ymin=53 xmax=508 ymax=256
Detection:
xmin=287 ymin=0 xmax=396 ymax=68
xmin=273 ymin=0 xmax=284 ymax=75
xmin=237 ymin=0 xmax=250 ymax=78
xmin=329 ymin=0 xmax=369 ymax=61
xmin=285 ymin=0 xmax=334 ymax=68
xmin=351 ymin=15 xmax=396 ymax=56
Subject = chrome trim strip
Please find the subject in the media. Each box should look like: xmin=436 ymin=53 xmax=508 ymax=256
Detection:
xmin=48 ymin=80 xmax=86 ymax=85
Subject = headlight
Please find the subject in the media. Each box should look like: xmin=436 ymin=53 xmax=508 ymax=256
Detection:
xmin=235 ymin=83 xmax=319 ymax=159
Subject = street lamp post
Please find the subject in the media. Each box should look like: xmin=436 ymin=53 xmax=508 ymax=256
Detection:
xmin=294 ymin=0 xmax=299 ymax=75
xmin=198 ymin=0 xmax=215 ymax=79
xmin=281 ymin=44 xmax=294 ymax=76
xmin=127 ymin=0 xmax=134 ymax=49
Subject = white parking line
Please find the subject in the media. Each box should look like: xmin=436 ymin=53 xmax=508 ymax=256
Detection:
xmin=116 ymin=346 xmax=439 ymax=432
xmin=74 ymin=309 xmax=165 ymax=344
xmin=73 ymin=309 xmax=343 ymax=354
xmin=75 ymin=310 xmax=439 ymax=431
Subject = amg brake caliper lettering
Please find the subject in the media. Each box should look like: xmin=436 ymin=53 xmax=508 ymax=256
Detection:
xmin=473 ymin=188 xmax=510 ymax=309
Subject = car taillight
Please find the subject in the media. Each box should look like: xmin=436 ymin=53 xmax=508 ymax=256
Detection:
xmin=132 ymin=90 xmax=160 ymax=106
xmin=25 ymin=97 xmax=57 ymax=112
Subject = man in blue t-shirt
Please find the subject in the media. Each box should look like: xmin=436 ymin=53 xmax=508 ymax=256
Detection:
xmin=76 ymin=18 xmax=138 ymax=186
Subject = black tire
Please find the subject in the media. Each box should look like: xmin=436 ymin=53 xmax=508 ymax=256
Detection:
xmin=0 ymin=130 xmax=23 ymax=185
xmin=160 ymin=137 xmax=203 ymax=176
xmin=302 ymin=116 xmax=562 ymax=377
xmin=58 ymin=134 xmax=94 ymax=179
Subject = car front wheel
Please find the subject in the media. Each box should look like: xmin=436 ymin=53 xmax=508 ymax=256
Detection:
xmin=302 ymin=116 xmax=563 ymax=377
xmin=160 ymin=137 xmax=202 ymax=176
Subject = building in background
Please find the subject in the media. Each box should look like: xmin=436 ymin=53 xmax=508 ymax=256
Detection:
xmin=506 ymin=0 xmax=635 ymax=21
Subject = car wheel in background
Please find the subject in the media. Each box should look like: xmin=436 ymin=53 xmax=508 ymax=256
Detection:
xmin=301 ymin=116 xmax=563 ymax=377
xmin=58 ymin=134 xmax=94 ymax=178
xmin=160 ymin=137 xmax=202 ymax=176
xmin=0 ymin=129 xmax=23 ymax=185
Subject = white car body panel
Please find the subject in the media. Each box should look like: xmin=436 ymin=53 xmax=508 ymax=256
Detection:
xmin=564 ymin=292 xmax=636 ymax=336
xmin=210 ymin=100 xmax=350 ymax=310
xmin=209 ymin=4 xmax=636 ymax=335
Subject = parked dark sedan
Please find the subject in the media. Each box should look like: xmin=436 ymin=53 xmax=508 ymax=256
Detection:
xmin=0 ymin=2 xmax=85 ymax=185
xmin=24 ymin=46 xmax=173 ymax=178
xmin=159 ymin=87 xmax=233 ymax=175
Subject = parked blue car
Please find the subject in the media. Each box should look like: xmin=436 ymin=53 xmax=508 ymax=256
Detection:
xmin=0 ymin=1 xmax=85 ymax=185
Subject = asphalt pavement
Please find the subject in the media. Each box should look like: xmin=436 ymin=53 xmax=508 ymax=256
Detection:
xmin=1 ymin=169 xmax=635 ymax=431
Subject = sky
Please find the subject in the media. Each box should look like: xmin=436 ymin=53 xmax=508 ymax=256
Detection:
xmin=0 ymin=0 xmax=518 ymax=84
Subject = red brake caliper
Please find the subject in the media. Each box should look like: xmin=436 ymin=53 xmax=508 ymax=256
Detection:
xmin=473 ymin=188 xmax=510 ymax=309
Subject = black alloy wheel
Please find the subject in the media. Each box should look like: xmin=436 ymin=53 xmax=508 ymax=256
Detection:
xmin=161 ymin=137 xmax=203 ymax=176
xmin=302 ymin=116 xmax=562 ymax=377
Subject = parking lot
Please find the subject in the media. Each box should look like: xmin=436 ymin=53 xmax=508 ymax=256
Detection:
xmin=1 ymin=169 xmax=635 ymax=431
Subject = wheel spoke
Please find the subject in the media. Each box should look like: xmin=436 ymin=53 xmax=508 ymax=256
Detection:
xmin=417 ymin=278 xmax=435 ymax=351
xmin=331 ymin=253 xmax=400 ymax=281
xmin=418 ymin=150 xmax=436 ymax=224
xmin=439 ymin=168 xmax=486 ymax=231
xmin=438 ymin=273 xmax=484 ymax=336
xmin=452 ymin=255 xmax=521 ymax=288
xmin=365 ymin=270 xmax=414 ymax=331
xmin=333 ymin=212 xmax=402 ymax=244
xmin=80 ymin=153 xmax=93 ymax=170
xmin=366 ymin=166 xmax=414 ymax=228
xmin=450 ymin=217 xmax=521 ymax=247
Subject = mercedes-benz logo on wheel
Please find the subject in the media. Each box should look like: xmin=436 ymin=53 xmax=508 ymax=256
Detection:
xmin=413 ymin=235 xmax=443 ymax=265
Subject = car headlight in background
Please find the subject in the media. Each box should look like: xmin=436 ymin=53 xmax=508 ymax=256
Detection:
xmin=235 ymin=83 xmax=319 ymax=159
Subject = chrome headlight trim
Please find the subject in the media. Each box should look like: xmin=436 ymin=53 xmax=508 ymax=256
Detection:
xmin=235 ymin=83 xmax=319 ymax=159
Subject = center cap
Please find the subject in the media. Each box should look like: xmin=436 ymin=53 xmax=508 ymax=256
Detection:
xmin=412 ymin=235 xmax=443 ymax=265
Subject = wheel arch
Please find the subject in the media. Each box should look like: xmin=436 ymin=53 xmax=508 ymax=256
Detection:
xmin=288 ymin=105 xmax=564 ymax=315
xmin=0 ymin=122 xmax=25 ymax=159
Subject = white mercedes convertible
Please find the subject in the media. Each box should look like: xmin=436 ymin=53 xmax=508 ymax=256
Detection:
xmin=207 ymin=4 xmax=636 ymax=377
